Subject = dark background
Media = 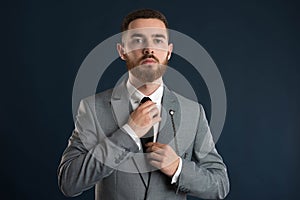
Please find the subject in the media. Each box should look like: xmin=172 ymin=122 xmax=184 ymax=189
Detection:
xmin=2 ymin=0 xmax=300 ymax=199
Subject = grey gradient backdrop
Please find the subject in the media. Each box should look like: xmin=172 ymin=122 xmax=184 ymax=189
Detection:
xmin=2 ymin=0 xmax=300 ymax=200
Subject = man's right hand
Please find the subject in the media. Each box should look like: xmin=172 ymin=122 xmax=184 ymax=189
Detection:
xmin=128 ymin=100 xmax=161 ymax=138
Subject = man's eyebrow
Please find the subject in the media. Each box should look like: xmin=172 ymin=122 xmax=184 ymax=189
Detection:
xmin=152 ymin=34 xmax=166 ymax=39
xmin=129 ymin=33 xmax=167 ymax=39
xmin=130 ymin=33 xmax=144 ymax=38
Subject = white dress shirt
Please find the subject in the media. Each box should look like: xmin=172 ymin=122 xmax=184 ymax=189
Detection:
xmin=122 ymin=80 xmax=182 ymax=184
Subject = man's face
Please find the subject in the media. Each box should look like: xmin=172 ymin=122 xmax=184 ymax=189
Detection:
xmin=118 ymin=18 xmax=173 ymax=83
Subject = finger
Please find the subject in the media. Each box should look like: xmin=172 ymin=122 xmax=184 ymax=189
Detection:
xmin=141 ymin=102 xmax=158 ymax=111
xmin=149 ymin=107 xmax=160 ymax=118
xmin=146 ymin=145 xmax=164 ymax=153
xmin=146 ymin=106 xmax=159 ymax=118
xmin=145 ymin=142 xmax=155 ymax=147
xmin=147 ymin=152 xmax=163 ymax=162
xmin=138 ymin=100 xmax=156 ymax=109
xmin=148 ymin=142 xmax=165 ymax=148
xmin=148 ymin=159 xmax=160 ymax=168
xmin=145 ymin=142 xmax=164 ymax=149
xmin=151 ymin=116 xmax=161 ymax=124
xmin=139 ymin=104 xmax=159 ymax=118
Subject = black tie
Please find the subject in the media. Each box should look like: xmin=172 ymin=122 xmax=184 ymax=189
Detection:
xmin=140 ymin=97 xmax=154 ymax=152
xmin=140 ymin=96 xmax=151 ymax=104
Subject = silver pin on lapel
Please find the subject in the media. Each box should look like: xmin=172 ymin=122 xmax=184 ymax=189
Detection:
xmin=169 ymin=110 xmax=175 ymax=115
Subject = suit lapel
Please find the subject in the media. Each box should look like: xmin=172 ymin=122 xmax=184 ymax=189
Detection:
xmin=157 ymin=86 xmax=181 ymax=154
xmin=157 ymin=86 xmax=198 ymax=157
xmin=110 ymin=81 xmax=131 ymax=128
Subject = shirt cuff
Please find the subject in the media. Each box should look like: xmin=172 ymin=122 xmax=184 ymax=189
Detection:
xmin=171 ymin=157 xmax=182 ymax=184
xmin=122 ymin=124 xmax=141 ymax=150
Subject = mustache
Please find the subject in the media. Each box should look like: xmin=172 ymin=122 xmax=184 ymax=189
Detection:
xmin=139 ymin=54 xmax=159 ymax=63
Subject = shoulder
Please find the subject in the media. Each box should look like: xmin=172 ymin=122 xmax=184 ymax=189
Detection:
xmin=170 ymin=90 xmax=203 ymax=113
xmin=174 ymin=92 xmax=200 ymax=107
xmin=81 ymin=88 xmax=114 ymax=107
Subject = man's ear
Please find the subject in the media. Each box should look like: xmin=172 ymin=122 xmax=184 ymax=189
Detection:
xmin=117 ymin=43 xmax=126 ymax=60
xmin=167 ymin=43 xmax=173 ymax=60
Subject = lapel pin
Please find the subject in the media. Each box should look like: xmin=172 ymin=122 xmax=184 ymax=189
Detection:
xmin=169 ymin=110 xmax=175 ymax=116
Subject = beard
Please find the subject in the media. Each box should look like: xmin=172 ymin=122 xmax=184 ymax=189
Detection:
xmin=125 ymin=54 xmax=168 ymax=83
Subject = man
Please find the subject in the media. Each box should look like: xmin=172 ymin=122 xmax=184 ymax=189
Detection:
xmin=58 ymin=9 xmax=229 ymax=200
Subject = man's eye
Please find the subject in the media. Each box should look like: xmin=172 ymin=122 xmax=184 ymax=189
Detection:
xmin=133 ymin=38 xmax=143 ymax=43
xmin=154 ymin=39 xmax=164 ymax=44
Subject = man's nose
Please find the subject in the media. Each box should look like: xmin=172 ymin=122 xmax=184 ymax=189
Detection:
xmin=142 ymin=47 xmax=154 ymax=55
xmin=142 ymin=39 xmax=155 ymax=54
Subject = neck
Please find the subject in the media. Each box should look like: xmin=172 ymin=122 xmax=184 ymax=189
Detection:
xmin=129 ymin=74 xmax=162 ymax=96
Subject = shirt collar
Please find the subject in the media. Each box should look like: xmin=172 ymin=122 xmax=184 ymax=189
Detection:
xmin=126 ymin=80 xmax=164 ymax=104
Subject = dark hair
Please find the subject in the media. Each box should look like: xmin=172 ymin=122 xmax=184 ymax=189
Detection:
xmin=121 ymin=9 xmax=168 ymax=31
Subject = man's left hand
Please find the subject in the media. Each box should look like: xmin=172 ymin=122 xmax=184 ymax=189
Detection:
xmin=145 ymin=142 xmax=180 ymax=177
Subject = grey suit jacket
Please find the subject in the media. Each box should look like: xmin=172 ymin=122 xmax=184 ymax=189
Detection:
xmin=58 ymin=81 xmax=229 ymax=200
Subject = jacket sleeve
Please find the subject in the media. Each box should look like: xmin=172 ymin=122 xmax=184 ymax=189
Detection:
xmin=175 ymin=105 xmax=230 ymax=199
xmin=57 ymin=99 xmax=139 ymax=197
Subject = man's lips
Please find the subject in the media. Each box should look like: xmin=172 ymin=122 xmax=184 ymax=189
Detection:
xmin=141 ymin=59 xmax=157 ymax=65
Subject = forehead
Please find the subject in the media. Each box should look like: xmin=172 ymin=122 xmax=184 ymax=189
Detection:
xmin=124 ymin=19 xmax=168 ymax=38
xmin=128 ymin=18 xmax=166 ymax=29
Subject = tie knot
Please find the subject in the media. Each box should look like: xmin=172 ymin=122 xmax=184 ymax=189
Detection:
xmin=140 ymin=97 xmax=152 ymax=104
